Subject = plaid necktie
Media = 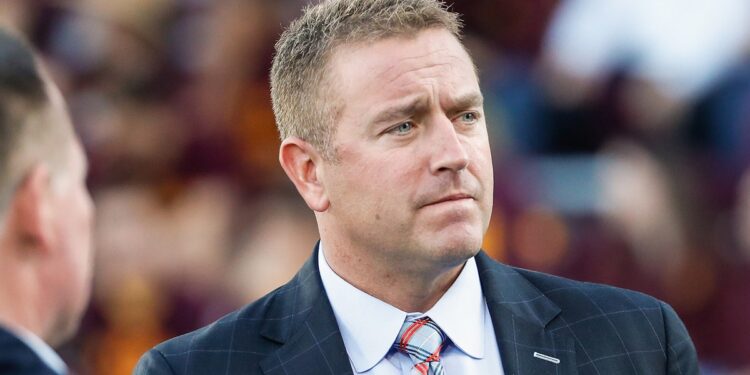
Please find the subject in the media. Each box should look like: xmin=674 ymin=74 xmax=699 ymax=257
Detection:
xmin=393 ymin=316 xmax=447 ymax=375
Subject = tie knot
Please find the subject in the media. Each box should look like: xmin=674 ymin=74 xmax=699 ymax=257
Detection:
xmin=393 ymin=316 xmax=447 ymax=365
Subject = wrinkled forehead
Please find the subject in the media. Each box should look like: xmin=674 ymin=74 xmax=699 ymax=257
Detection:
xmin=331 ymin=29 xmax=475 ymax=80
xmin=325 ymin=29 xmax=480 ymax=110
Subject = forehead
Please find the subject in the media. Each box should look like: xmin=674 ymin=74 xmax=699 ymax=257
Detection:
xmin=327 ymin=28 xmax=478 ymax=105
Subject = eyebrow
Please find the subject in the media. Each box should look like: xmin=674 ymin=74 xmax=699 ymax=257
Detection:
xmin=448 ymin=92 xmax=484 ymax=114
xmin=370 ymin=91 xmax=484 ymax=126
xmin=370 ymin=95 xmax=430 ymax=125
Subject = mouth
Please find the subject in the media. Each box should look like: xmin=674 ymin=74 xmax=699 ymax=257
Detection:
xmin=422 ymin=193 xmax=475 ymax=207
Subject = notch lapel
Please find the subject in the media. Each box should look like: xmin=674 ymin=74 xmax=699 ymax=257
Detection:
xmin=259 ymin=245 xmax=353 ymax=375
xmin=476 ymin=252 xmax=578 ymax=375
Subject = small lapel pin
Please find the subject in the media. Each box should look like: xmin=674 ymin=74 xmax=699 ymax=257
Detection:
xmin=533 ymin=352 xmax=561 ymax=364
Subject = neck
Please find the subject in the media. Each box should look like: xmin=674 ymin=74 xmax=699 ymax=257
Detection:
xmin=320 ymin=241 xmax=467 ymax=312
xmin=0 ymin=260 xmax=48 ymax=344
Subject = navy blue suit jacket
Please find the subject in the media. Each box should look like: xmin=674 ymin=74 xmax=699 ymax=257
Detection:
xmin=0 ymin=327 xmax=58 ymax=375
xmin=134 ymin=247 xmax=699 ymax=374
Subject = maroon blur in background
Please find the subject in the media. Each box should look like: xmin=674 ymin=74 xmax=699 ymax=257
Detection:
xmin=2 ymin=0 xmax=749 ymax=373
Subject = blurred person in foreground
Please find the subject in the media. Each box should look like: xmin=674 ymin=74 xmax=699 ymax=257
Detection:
xmin=0 ymin=29 xmax=94 ymax=375
xmin=135 ymin=1 xmax=699 ymax=374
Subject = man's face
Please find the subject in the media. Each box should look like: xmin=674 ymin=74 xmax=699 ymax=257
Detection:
xmin=320 ymin=28 xmax=493 ymax=268
xmin=45 ymin=84 xmax=94 ymax=344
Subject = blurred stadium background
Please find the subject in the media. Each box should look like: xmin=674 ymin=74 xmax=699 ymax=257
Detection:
xmin=2 ymin=0 xmax=749 ymax=373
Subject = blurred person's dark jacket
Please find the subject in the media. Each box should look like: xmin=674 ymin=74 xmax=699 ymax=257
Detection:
xmin=0 ymin=327 xmax=59 ymax=375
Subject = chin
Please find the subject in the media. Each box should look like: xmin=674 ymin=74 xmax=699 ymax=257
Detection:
xmin=428 ymin=235 xmax=483 ymax=265
xmin=47 ymin=298 xmax=87 ymax=347
xmin=47 ymin=313 xmax=79 ymax=347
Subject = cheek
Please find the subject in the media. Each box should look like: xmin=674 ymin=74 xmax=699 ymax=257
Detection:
xmin=466 ymin=138 xmax=494 ymax=205
xmin=333 ymin=146 xmax=391 ymax=187
xmin=73 ymin=187 xmax=93 ymax=231
xmin=470 ymin=136 xmax=494 ymax=178
xmin=64 ymin=189 xmax=94 ymax=267
xmin=480 ymin=150 xmax=494 ymax=184
xmin=329 ymin=150 xmax=420 ymax=212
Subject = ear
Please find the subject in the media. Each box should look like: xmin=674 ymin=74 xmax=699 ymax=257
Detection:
xmin=279 ymin=138 xmax=330 ymax=212
xmin=10 ymin=165 xmax=54 ymax=253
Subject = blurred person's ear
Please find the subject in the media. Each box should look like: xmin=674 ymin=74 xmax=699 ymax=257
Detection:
xmin=279 ymin=137 xmax=330 ymax=212
xmin=10 ymin=164 xmax=55 ymax=255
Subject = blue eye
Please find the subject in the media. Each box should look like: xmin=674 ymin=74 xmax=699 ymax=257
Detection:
xmin=391 ymin=122 xmax=414 ymax=135
xmin=460 ymin=112 xmax=478 ymax=123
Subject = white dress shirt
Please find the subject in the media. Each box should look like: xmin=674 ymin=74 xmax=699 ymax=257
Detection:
xmin=318 ymin=245 xmax=504 ymax=374
xmin=3 ymin=324 xmax=68 ymax=375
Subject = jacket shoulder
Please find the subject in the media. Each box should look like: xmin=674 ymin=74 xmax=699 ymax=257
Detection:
xmin=512 ymin=266 xmax=662 ymax=311
xmin=510 ymin=266 xmax=698 ymax=374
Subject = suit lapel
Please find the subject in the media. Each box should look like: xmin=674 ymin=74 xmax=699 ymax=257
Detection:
xmin=259 ymin=244 xmax=352 ymax=375
xmin=476 ymin=252 xmax=578 ymax=375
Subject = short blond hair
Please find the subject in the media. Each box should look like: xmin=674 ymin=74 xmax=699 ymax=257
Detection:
xmin=0 ymin=29 xmax=71 ymax=216
xmin=270 ymin=0 xmax=462 ymax=159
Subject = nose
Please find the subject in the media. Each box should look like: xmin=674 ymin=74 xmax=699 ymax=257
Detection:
xmin=429 ymin=116 xmax=470 ymax=174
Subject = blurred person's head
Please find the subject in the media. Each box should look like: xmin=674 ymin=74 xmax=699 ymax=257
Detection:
xmin=0 ymin=28 xmax=94 ymax=347
xmin=274 ymin=0 xmax=493 ymax=295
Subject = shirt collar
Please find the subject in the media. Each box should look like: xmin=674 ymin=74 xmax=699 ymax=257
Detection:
xmin=424 ymin=255 xmax=485 ymax=359
xmin=318 ymin=244 xmax=486 ymax=372
xmin=4 ymin=324 xmax=68 ymax=375
xmin=319 ymin=245 xmax=406 ymax=372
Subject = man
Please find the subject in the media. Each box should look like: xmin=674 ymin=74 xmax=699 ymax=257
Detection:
xmin=0 ymin=29 xmax=94 ymax=375
xmin=136 ymin=0 xmax=699 ymax=374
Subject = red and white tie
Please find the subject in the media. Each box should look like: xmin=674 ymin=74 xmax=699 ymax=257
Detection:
xmin=393 ymin=317 xmax=447 ymax=375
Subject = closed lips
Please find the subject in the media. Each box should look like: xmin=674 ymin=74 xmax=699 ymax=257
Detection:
xmin=424 ymin=193 xmax=474 ymax=206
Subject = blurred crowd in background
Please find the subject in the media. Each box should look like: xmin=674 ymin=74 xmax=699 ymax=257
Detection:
xmin=1 ymin=0 xmax=749 ymax=373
